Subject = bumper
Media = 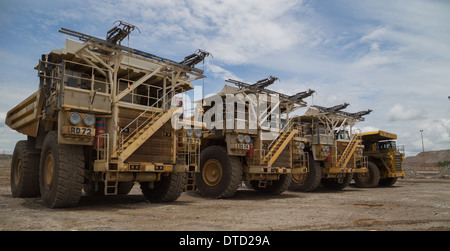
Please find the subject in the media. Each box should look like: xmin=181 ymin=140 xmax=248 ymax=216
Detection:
xmin=94 ymin=161 xmax=197 ymax=173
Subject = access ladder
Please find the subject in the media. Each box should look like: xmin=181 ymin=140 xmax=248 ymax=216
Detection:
xmin=336 ymin=134 xmax=360 ymax=169
xmin=263 ymin=127 xmax=298 ymax=167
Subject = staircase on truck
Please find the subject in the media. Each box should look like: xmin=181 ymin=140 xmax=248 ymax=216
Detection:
xmin=336 ymin=133 xmax=360 ymax=170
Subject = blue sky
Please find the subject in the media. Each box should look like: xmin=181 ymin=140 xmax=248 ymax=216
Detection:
xmin=0 ymin=0 xmax=449 ymax=156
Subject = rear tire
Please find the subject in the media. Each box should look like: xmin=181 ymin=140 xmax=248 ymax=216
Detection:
xmin=39 ymin=131 xmax=85 ymax=208
xmin=10 ymin=140 xmax=40 ymax=198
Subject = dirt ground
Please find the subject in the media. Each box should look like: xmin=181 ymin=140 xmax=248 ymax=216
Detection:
xmin=1 ymin=163 xmax=449 ymax=231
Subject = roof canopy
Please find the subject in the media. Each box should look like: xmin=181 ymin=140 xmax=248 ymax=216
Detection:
xmin=360 ymin=130 xmax=398 ymax=143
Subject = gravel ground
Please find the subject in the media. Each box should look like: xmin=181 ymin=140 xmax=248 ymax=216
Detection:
xmin=1 ymin=163 xmax=449 ymax=231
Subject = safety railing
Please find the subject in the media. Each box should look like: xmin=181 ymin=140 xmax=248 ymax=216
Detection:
xmin=61 ymin=60 xmax=110 ymax=94
xmin=117 ymin=78 xmax=163 ymax=106
xmin=119 ymin=89 xmax=175 ymax=147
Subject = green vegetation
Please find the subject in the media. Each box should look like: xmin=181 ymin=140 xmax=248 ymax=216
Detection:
xmin=435 ymin=160 xmax=450 ymax=168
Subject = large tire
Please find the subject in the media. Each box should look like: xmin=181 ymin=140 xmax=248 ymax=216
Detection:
xmin=249 ymin=174 xmax=292 ymax=195
xmin=117 ymin=182 xmax=134 ymax=195
xmin=39 ymin=131 xmax=85 ymax=208
xmin=289 ymin=155 xmax=322 ymax=192
xmin=195 ymin=146 xmax=242 ymax=198
xmin=321 ymin=173 xmax=352 ymax=190
xmin=354 ymin=161 xmax=380 ymax=188
xmin=140 ymin=173 xmax=186 ymax=203
xmin=10 ymin=140 xmax=40 ymax=198
xmin=379 ymin=177 xmax=398 ymax=187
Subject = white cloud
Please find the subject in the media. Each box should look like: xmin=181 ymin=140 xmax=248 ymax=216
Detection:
xmin=358 ymin=126 xmax=380 ymax=134
xmin=1 ymin=0 xmax=449 ymax=157
xmin=387 ymin=104 xmax=425 ymax=122
xmin=206 ymin=63 xmax=240 ymax=81
xmin=397 ymin=118 xmax=450 ymax=155
xmin=186 ymin=0 xmax=307 ymax=65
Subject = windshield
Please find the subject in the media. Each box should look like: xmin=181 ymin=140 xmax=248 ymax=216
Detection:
xmin=335 ymin=130 xmax=350 ymax=140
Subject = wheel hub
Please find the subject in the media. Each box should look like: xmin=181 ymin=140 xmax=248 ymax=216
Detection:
xmin=202 ymin=159 xmax=223 ymax=186
xmin=358 ymin=171 xmax=371 ymax=183
xmin=44 ymin=151 xmax=55 ymax=190
xmin=13 ymin=157 xmax=21 ymax=186
xmin=293 ymin=173 xmax=307 ymax=185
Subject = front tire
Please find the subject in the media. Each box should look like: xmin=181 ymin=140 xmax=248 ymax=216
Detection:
xmin=289 ymin=155 xmax=322 ymax=192
xmin=379 ymin=177 xmax=398 ymax=187
xmin=354 ymin=161 xmax=380 ymax=188
xmin=195 ymin=146 xmax=242 ymax=198
xmin=140 ymin=173 xmax=186 ymax=203
xmin=321 ymin=173 xmax=352 ymax=190
xmin=248 ymin=174 xmax=292 ymax=195
xmin=39 ymin=131 xmax=85 ymax=208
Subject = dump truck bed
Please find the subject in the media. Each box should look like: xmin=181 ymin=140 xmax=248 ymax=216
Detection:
xmin=359 ymin=130 xmax=397 ymax=143
xmin=5 ymin=89 xmax=43 ymax=137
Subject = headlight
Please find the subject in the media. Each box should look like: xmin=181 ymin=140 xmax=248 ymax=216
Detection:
xmin=300 ymin=142 xmax=306 ymax=150
xmin=244 ymin=135 xmax=251 ymax=143
xmin=186 ymin=128 xmax=194 ymax=137
xmin=83 ymin=114 xmax=95 ymax=127
xmin=69 ymin=112 xmax=82 ymax=125
xmin=194 ymin=129 xmax=202 ymax=138
xmin=237 ymin=134 xmax=244 ymax=143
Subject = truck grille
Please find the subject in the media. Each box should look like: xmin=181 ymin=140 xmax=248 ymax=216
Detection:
xmin=395 ymin=154 xmax=403 ymax=172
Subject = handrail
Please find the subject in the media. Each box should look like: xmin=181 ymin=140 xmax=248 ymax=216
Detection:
xmin=119 ymin=89 xmax=176 ymax=146
xmin=267 ymin=117 xmax=294 ymax=151
xmin=117 ymin=78 xmax=163 ymax=106
xmin=336 ymin=133 xmax=359 ymax=168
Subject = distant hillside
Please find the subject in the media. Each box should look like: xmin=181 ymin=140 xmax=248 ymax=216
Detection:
xmin=404 ymin=150 xmax=450 ymax=170
xmin=0 ymin=155 xmax=12 ymax=168
xmin=403 ymin=149 xmax=450 ymax=179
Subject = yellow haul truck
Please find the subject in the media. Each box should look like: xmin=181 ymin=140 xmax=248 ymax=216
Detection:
xmin=289 ymin=104 xmax=372 ymax=191
xmin=354 ymin=130 xmax=405 ymax=187
xmin=195 ymin=77 xmax=313 ymax=198
xmin=5 ymin=23 xmax=207 ymax=208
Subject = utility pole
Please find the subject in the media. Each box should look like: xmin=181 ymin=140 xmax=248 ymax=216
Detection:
xmin=420 ymin=129 xmax=424 ymax=153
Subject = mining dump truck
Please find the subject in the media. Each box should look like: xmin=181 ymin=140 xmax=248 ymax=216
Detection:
xmin=195 ymin=77 xmax=314 ymax=198
xmin=354 ymin=130 xmax=405 ymax=187
xmin=5 ymin=23 xmax=207 ymax=208
xmin=289 ymin=104 xmax=372 ymax=192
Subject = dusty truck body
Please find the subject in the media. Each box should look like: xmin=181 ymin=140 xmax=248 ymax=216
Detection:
xmin=195 ymin=77 xmax=314 ymax=198
xmin=289 ymin=104 xmax=372 ymax=192
xmin=5 ymin=24 xmax=206 ymax=208
xmin=354 ymin=130 xmax=405 ymax=187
